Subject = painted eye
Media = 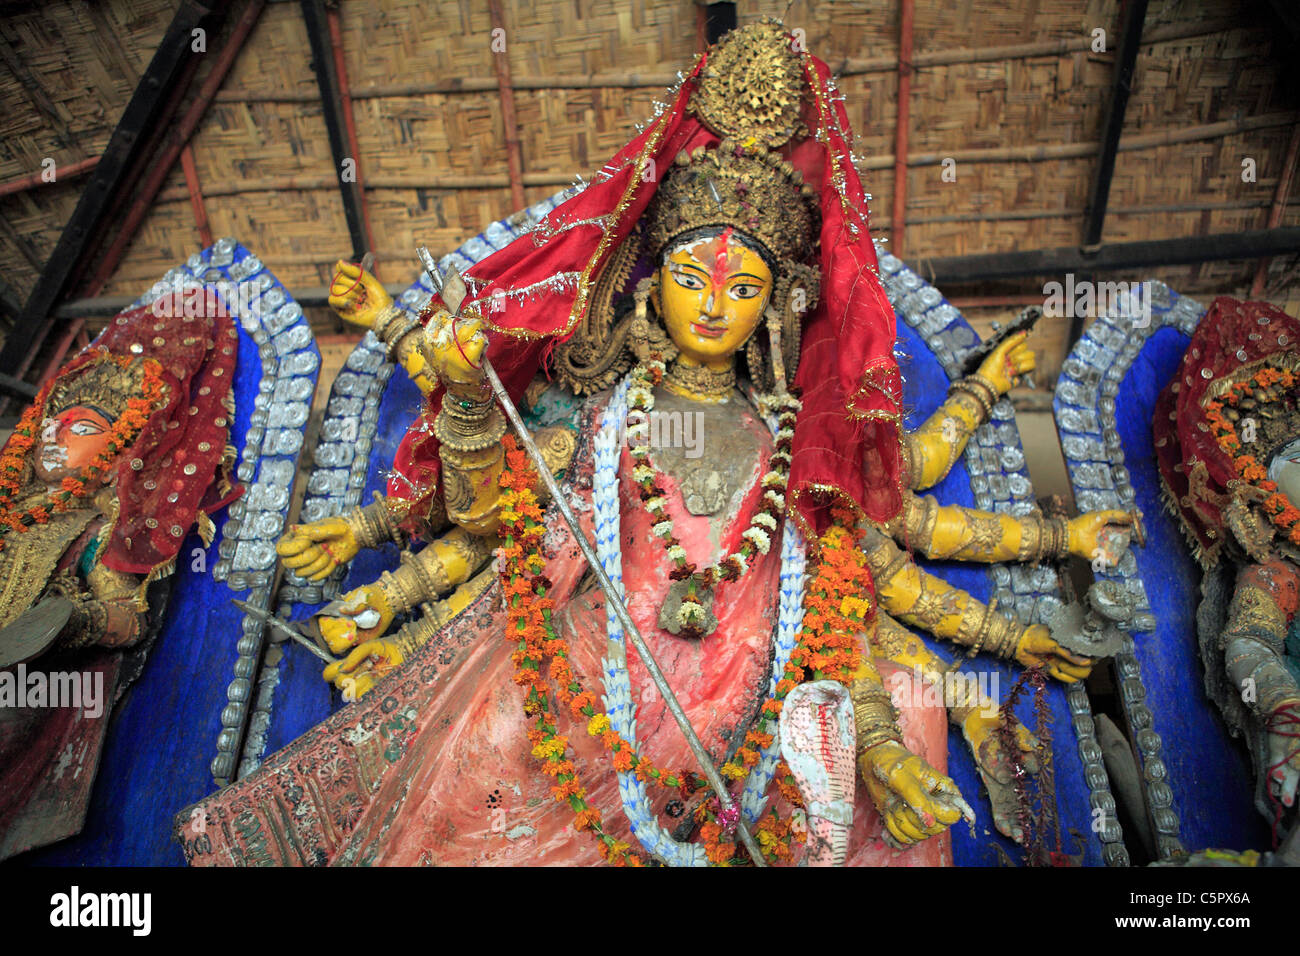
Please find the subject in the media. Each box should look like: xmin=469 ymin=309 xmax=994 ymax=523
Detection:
xmin=729 ymin=284 xmax=761 ymax=300
xmin=671 ymin=270 xmax=706 ymax=290
xmin=68 ymin=421 xmax=105 ymax=437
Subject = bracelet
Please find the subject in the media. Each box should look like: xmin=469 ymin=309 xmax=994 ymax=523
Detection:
xmin=372 ymin=493 xmax=408 ymax=546
xmin=371 ymin=302 xmax=406 ymax=340
xmin=348 ymin=494 xmax=410 ymax=550
xmin=965 ymin=597 xmax=999 ymax=659
xmin=375 ymin=308 xmax=419 ymax=363
xmin=404 ymin=547 xmax=452 ymax=601
xmin=948 ymin=374 xmax=998 ymax=420
xmin=1017 ymin=514 xmax=1069 ymax=562
xmin=851 ymin=681 xmax=904 ymax=756
xmin=391 ymin=614 xmax=440 ymax=659
xmin=433 ymin=403 xmax=506 ymax=453
xmin=376 ymin=565 xmax=423 ymax=614
xmin=988 ymin=612 xmax=1028 ymax=660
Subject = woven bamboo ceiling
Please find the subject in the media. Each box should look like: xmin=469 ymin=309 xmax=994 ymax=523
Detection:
xmin=0 ymin=0 xmax=1297 ymax=388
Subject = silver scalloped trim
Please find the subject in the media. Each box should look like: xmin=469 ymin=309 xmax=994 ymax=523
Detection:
xmin=878 ymin=243 xmax=1130 ymax=866
xmin=134 ymin=237 xmax=321 ymax=786
xmin=1052 ymin=279 xmax=1204 ymax=860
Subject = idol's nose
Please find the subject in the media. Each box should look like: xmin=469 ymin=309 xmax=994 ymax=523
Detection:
xmin=704 ymin=289 xmax=725 ymax=319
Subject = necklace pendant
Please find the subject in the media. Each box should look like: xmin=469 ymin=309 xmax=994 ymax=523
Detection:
xmin=658 ymin=579 xmax=717 ymax=638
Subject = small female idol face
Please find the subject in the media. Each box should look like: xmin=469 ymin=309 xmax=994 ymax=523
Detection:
xmin=656 ymin=230 xmax=773 ymax=368
xmin=33 ymin=406 xmax=115 ymax=486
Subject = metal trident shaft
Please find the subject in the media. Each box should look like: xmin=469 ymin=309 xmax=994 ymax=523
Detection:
xmin=416 ymin=247 xmax=766 ymax=867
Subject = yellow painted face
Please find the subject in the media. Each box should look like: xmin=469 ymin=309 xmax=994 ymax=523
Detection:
xmin=655 ymin=231 xmax=773 ymax=367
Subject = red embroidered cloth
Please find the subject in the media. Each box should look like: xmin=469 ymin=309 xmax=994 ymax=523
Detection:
xmin=389 ymin=38 xmax=904 ymax=536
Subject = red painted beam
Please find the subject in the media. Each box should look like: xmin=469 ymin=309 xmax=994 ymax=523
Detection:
xmin=326 ymin=5 xmax=378 ymax=275
xmin=0 ymin=157 xmax=99 ymax=200
xmin=1250 ymin=121 xmax=1300 ymax=298
xmin=891 ymin=0 xmax=914 ymax=257
xmin=180 ymin=144 xmax=214 ymax=247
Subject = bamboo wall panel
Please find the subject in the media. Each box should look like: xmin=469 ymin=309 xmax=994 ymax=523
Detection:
xmin=0 ymin=0 xmax=1296 ymax=377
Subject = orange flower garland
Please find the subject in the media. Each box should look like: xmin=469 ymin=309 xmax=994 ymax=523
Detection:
xmin=497 ymin=434 xmax=876 ymax=866
xmin=707 ymin=508 xmax=870 ymax=861
xmin=0 ymin=354 xmax=168 ymax=550
xmin=1204 ymin=364 xmax=1300 ymax=547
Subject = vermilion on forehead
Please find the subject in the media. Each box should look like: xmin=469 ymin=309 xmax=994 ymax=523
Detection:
xmin=669 ymin=234 xmax=758 ymax=272
xmin=710 ymin=227 xmax=735 ymax=287
xmin=53 ymin=407 xmax=111 ymax=426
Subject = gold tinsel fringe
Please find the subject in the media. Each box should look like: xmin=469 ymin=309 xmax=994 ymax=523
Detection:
xmin=197 ymin=511 xmax=216 ymax=547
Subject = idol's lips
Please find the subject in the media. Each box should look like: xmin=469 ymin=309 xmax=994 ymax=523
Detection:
xmin=691 ymin=322 xmax=727 ymax=339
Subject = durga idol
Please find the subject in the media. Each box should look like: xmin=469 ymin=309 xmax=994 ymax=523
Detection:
xmin=187 ymin=21 xmax=1122 ymax=866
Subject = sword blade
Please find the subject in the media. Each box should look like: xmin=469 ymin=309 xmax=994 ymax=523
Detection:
xmin=232 ymin=599 xmax=338 ymax=665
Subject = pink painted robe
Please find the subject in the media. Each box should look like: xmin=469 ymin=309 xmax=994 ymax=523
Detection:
xmin=180 ymin=396 xmax=949 ymax=866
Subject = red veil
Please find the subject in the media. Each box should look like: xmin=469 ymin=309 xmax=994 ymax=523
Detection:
xmin=2 ymin=290 xmax=241 ymax=578
xmin=1155 ymin=296 xmax=1300 ymax=564
xmin=391 ymin=28 xmax=903 ymax=536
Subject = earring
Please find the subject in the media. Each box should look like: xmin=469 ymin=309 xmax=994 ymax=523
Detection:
xmin=629 ymin=276 xmax=676 ymax=364
xmin=765 ymin=305 xmax=789 ymax=394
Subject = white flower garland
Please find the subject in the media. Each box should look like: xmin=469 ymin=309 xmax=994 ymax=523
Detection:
xmin=621 ymin=361 xmax=802 ymax=636
xmin=593 ymin=371 xmax=807 ymax=865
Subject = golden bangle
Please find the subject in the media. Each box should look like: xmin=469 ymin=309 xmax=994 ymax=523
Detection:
xmin=948 ymin=378 xmax=994 ymax=419
xmin=371 ymin=301 xmax=402 ymax=333
xmin=433 ymin=404 xmax=506 ymax=453
xmin=988 ymin=614 xmax=1027 ymax=660
xmin=851 ymin=682 xmax=904 ymax=756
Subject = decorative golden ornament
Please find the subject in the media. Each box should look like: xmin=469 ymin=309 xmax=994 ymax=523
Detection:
xmin=690 ymin=19 xmax=806 ymax=149
xmin=645 ymin=138 xmax=820 ymax=265
xmin=47 ymin=355 xmax=146 ymax=420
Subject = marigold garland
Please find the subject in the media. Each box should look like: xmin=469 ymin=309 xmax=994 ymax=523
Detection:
xmin=497 ymin=431 xmax=878 ymax=866
xmin=1204 ymin=364 xmax=1300 ymax=547
xmin=0 ymin=354 xmax=168 ymax=550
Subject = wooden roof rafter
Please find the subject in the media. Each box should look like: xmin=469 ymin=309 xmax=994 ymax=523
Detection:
xmin=300 ymin=0 xmax=373 ymax=265
xmin=0 ymin=0 xmax=237 ymax=387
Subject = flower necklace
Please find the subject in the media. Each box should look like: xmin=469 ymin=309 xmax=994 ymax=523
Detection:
xmin=0 ymin=354 xmax=168 ymax=552
xmin=625 ymin=359 xmax=800 ymax=638
xmin=1204 ymin=363 xmax=1300 ymax=547
xmin=497 ymin=371 xmax=874 ymax=865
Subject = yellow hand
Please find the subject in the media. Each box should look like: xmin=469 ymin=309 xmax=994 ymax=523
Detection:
xmin=1068 ymin=509 xmax=1135 ymax=564
xmin=859 ymin=740 xmax=973 ymax=847
xmin=316 ymin=584 xmax=395 ymax=656
xmin=327 ymin=259 xmax=392 ymax=329
xmin=976 ymin=330 xmax=1036 ymax=395
xmin=277 ymin=518 xmax=360 ymax=580
xmin=1014 ymin=624 xmax=1093 ymax=682
xmin=322 ymin=638 xmax=405 ymax=702
xmin=961 ymin=711 xmax=1040 ymax=843
xmin=425 ymin=309 xmax=490 ymax=401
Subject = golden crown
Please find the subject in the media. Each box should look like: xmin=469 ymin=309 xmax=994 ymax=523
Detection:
xmin=645 ymin=141 xmax=820 ymax=265
xmin=47 ymin=354 xmax=146 ymax=422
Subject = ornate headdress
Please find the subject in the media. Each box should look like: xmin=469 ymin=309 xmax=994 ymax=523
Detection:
xmin=1156 ymin=297 xmax=1300 ymax=566
xmin=645 ymin=141 xmax=820 ymax=265
xmin=46 ymin=355 xmax=148 ymax=421
xmin=392 ymin=19 xmax=905 ymax=535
